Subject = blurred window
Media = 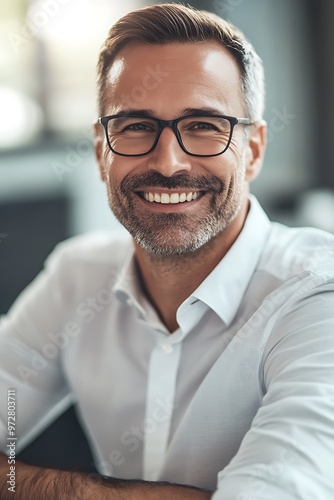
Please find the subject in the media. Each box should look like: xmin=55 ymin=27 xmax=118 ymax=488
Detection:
xmin=0 ymin=0 xmax=142 ymax=149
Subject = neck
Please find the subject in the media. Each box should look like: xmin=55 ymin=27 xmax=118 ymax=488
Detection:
xmin=134 ymin=199 xmax=249 ymax=332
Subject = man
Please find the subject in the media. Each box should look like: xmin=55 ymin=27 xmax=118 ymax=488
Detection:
xmin=1 ymin=3 xmax=334 ymax=499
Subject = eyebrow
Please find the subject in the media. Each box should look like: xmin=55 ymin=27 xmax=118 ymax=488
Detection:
xmin=112 ymin=106 xmax=228 ymax=118
xmin=182 ymin=107 xmax=228 ymax=116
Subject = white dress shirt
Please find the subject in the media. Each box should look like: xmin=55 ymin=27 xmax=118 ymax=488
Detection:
xmin=1 ymin=195 xmax=334 ymax=499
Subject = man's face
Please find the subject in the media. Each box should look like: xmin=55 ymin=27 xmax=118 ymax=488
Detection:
xmin=95 ymin=42 xmax=265 ymax=256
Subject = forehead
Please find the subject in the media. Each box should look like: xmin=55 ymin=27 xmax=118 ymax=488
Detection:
xmin=104 ymin=42 xmax=244 ymax=117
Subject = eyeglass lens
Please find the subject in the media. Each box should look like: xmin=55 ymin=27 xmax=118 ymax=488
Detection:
xmin=106 ymin=116 xmax=232 ymax=155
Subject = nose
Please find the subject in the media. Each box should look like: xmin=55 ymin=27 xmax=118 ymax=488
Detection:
xmin=146 ymin=126 xmax=192 ymax=177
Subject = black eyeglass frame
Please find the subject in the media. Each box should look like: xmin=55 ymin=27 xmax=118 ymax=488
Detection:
xmin=97 ymin=113 xmax=254 ymax=157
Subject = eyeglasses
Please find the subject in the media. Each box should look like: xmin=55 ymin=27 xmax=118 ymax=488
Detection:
xmin=97 ymin=113 xmax=254 ymax=157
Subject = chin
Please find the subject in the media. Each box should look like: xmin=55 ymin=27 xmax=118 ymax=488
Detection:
xmin=133 ymin=227 xmax=219 ymax=257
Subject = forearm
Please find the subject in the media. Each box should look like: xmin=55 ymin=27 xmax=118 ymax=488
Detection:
xmin=0 ymin=453 xmax=109 ymax=500
xmin=0 ymin=454 xmax=212 ymax=499
xmin=123 ymin=480 xmax=213 ymax=499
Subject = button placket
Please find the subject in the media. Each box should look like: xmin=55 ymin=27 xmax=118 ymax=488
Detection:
xmin=160 ymin=343 xmax=173 ymax=354
xmin=143 ymin=340 xmax=181 ymax=481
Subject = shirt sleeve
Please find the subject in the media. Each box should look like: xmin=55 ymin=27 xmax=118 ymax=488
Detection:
xmin=212 ymin=280 xmax=334 ymax=499
xmin=0 ymin=244 xmax=74 ymax=455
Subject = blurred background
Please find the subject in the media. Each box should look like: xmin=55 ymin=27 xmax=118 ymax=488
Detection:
xmin=1 ymin=0 xmax=334 ymax=471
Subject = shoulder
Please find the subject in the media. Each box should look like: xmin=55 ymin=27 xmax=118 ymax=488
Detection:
xmin=259 ymin=222 xmax=334 ymax=281
xmin=41 ymin=231 xmax=134 ymax=298
xmin=45 ymin=230 xmax=133 ymax=269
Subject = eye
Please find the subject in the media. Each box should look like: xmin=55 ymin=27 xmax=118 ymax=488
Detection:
xmin=122 ymin=122 xmax=156 ymax=132
xmin=108 ymin=117 xmax=157 ymax=134
xmin=180 ymin=117 xmax=231 ymax=134
xmin=192 ymin=122 xmax=217 ymax=130
xmin=180 ymin=118 xmax=228 ymax=133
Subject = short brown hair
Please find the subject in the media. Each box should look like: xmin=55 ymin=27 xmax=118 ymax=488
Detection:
xmin=97 ymin=3 xmax=264 ymax=120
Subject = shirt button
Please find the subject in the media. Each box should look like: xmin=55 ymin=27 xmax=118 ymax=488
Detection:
xmin=160 ymin=344 xmax=173 ymax=354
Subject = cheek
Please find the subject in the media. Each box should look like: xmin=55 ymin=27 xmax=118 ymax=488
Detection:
xmin=219 ymin=139 xmax=247 ymax=178
xmin=201 ymin=148 xmax=241 ymax=182
xmin=102 ymin=152 xmax=143 ymax=189
xmin=101 ymin=146 xmax=121 ymax=176
xmin=101 ymin=155 xmax=119 ymax=189
xmin=100 ymin=147 xmax=111 ymax=177
xmin=226 ymin=135 xmax=244 ymax=157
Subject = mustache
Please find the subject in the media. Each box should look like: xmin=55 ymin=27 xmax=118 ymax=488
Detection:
xmin=121 ymin=171 xmax=225 ymax=193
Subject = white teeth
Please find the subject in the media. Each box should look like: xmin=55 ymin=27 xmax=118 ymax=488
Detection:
xmin=143 ymin=191 xmax=202 ymax=204
xmin=170 ymin=193 xmax=180 ymax=204
xmin=160 ymin=193 xmax=169 ymax=204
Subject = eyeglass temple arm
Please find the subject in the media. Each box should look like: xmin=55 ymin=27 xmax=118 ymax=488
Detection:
xmin=236 ymin=118 xmax=254 ymax=125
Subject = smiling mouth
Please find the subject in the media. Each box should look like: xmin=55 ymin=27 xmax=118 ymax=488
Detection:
xmin=137 ymin=191 xmax=205 ymax=204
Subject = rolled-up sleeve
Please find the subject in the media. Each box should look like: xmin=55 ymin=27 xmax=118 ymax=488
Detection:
xmin=212 ymin=281 xmax=334 ymax=499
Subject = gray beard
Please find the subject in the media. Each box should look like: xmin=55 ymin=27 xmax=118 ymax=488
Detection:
xmin=128 ymin=201 xmax=242 ymax=256
xmin=106 ymin=169 xmax=245 ymax=256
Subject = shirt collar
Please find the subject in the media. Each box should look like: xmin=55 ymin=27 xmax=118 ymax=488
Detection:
xmin=112 ymin=196 xmax=271 ymax=327
xmin=180 ymin=195 xmax=271 ymax=326
xmin=111 ymin=241 xmax=147 ymax=317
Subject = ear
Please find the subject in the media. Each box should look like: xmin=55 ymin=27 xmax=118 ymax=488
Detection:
xmin=244 ymin=120 xmax=267 ymax=182
xmin=93 ymin=122 xmax=106 ymax=181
